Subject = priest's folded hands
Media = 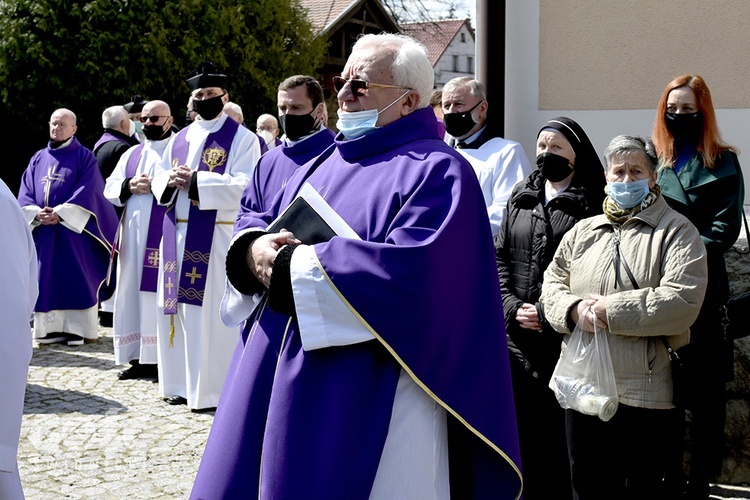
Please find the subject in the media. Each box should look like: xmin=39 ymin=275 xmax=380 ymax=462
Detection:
xmin=128 ymin=173 xmax=152 ymax=195
xmin=246 ymin=229 xmax=299 ymax=288
xmin=167 ymin=164 xmax=193 ymax=190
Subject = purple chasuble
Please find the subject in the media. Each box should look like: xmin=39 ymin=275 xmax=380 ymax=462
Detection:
xmin=123 ymin=145 xmax=167 ymax=293
xmin=162 ymin=118 xmax=239 ymax=312
xmin=192 ymin=108 xmax=522 ymax=499
xmin=239 ymin=127 xmax=335 ymax=217
xmin=18 ymin=138 xmax=118 ymax=312
xmin=93 ymin=130 xmax=132 ymax=153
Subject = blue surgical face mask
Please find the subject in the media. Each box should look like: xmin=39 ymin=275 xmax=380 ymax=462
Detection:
xmin=607 ymin=178 xmax=651 ymax=209
xmin=336 ymin=90 xmax=410 ymax=139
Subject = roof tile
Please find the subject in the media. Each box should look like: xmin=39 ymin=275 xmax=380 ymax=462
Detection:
xmin=401 ymin=19 xmax=473 ymax=66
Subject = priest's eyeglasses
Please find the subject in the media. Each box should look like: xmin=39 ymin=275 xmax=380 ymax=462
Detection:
xmin=49 ymin=121 xmax=70 ymax=128
xmin=140 ymin=115 xmax=168 ymax=123
xmin=332 ymin=76 xmax=411 ymax=97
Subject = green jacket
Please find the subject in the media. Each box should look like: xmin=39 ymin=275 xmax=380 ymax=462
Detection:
xmin=657 ymin=151 xmax=743 ymax=302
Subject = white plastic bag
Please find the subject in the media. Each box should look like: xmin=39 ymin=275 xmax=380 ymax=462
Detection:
xmin=549 ymin=311 xmax=618 ymax=421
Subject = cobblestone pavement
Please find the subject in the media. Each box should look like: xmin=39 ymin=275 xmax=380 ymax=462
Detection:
xmin=16 ymin=326 xmax=750 ymax=499
xmin=20 ymin=327 xmax=212 ymax=499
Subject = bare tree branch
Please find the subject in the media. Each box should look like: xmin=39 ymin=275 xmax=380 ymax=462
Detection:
xmin=382 ymin=0 xmax=469 ymax=24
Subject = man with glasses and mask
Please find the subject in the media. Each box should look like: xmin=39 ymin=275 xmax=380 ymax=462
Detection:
xmin=150 ymin=62 xmax=260 ymax=411
xmin=442 ymin=76 xmax=531 ymax=237
xmin=104 ymin=100 xmax=175 ymax=382
xmin=192 ymin=34 xmax=522 ymax=499
xmin=18 ymin=108 xmax=118 ymax=347
xmin=239 ymin=75 xmax=334 ymax=215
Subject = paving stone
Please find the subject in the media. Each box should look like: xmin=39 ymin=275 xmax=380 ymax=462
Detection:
xmin=19 ymin=328 xmax=210 ymax=498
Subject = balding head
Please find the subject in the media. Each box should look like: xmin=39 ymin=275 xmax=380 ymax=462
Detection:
xmin=49 ymin=108 xmax=77 ymax=142
xmin=142 ymin=100 xmax=171 ymax=117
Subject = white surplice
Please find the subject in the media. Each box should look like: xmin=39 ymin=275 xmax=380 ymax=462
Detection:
xmin=456 ymin=134 xmax=532 ymax=238
xmin=104 ymin=135 xmax=172 ymax=365
xmin=151 ymin=113 xmax=260 ymax=409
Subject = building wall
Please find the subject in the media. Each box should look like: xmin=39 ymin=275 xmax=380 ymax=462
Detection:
xmin=434 ymin=25 xmax=476 ymax=87
xmin=505 ymin=0 xmax=750 ymax=201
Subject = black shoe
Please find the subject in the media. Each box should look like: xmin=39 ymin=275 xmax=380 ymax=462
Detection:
xmin=191 ymin=407 xmax=217 ymax=414
xmin=99 ymin=311 xmax=113 ymax=327
xmin=165 ymin=395 xmax=187 ymax=405
xmin=117 ymin=362 xmax=158 ymax=381
xmin=67 ymin=335 xmax=84 ymax=346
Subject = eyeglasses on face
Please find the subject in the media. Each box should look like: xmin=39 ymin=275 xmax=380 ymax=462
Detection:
xmin=49 ymin=121 xmax=70 ymax=128
xmin=140 ymin=115 xmax=168 ymax=123
xmin=332 ymin=76 xmax=411 ymax=97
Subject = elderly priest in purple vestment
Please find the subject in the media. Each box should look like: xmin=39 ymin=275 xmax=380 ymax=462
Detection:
xmin=191 ymin=34 xmax=523 ymax=500
xmin=18 ymin=108 xmax=118 ymax=347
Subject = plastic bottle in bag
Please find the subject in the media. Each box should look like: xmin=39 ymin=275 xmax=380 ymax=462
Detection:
xmin=554 ymin=376 xmax=618 ymax=422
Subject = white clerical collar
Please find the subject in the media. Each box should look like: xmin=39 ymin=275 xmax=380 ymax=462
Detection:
xmin=195 ymin=113 xmax=224 ymax=130
xmin=284 ymin=124 xmax=326 ymax=147
xmin=146 ymin=132 xmax=174 ymax=151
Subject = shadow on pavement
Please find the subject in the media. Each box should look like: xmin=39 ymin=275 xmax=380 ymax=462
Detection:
xmin=30 ymin=340 xmax=118 ymax=372
xmin=23 ymin=383 xmax=127 ymax=415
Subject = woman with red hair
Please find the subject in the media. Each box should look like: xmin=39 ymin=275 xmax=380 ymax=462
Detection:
xmin=654 ymin=74 xmax=744 ymax=500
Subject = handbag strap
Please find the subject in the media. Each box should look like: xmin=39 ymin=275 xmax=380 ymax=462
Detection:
xmin=611 ymin=228 xmax=640 ymax=290
xmin=611 ymin=226 xmax=681 ymax=355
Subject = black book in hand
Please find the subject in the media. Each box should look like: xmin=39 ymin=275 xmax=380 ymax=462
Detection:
xmin=266 ymin=196 xmax=337 ymax=244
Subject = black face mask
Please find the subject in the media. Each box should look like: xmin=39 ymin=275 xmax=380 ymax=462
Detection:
xmin=665 ymin=112 xmax=702 ymax=144
xmin=536 ymin=153 xmax=574 ymax=182
xmin=279 ymin=111 xmax=317 ymax=141
xmin=143 ymin=124 xmax=168 ymax=141
xmin=193 ymin=95 xmax=225 ymax=120
xmin=443 ymin=100 xmax=483 ymax=139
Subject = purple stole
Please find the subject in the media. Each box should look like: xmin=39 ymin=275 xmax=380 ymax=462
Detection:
xmin=162 ymin=118 xmax=239 ymax=315
xmin=123 ymin=144 xmax=167 ymax=293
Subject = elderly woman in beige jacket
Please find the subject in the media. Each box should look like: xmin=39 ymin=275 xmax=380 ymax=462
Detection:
xmin=540 ymin=135 xmax=707 ymax=500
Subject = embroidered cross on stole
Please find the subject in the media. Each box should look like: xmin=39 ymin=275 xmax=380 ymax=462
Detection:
xmin=162 ymin=118 xmax=239 ymax=335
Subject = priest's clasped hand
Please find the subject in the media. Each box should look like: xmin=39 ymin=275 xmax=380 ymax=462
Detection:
xmin=247 ymin=230 xmax=301 ymax=288
xmin=36 ymin=207 xmax=60 ymax=225
xmin=168 ymin=165 xmax=194 ymax=190
xmin=129 ymin=173 xmax=152 ymax=195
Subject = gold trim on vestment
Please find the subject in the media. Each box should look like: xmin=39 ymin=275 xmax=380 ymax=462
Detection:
xmin=310 ymin=251 xmax=524 ymax=498
xmin=176 ymin=218 xmax=233 ymax=225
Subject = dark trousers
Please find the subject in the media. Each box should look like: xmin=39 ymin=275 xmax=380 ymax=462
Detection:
xmin=566 ymin=404 xmax=684 ymax=500
xmin=509 ymin=356 xmax=571 ymax=500
xmin=686 ymin=303 xmax=729 ymax=496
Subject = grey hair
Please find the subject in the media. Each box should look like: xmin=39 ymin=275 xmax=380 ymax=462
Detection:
xmin=351 ymin=33 xmax=434 ymax=109
xmin=603 ymin=135 xmax=658 ymax=174
xmin=101 ymin=106 xmax=128 ymax=129
xmin=223 ymin=101 xmax=243 ymax=121
xmin=443 ymin=76 xmax=487 ymax=102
